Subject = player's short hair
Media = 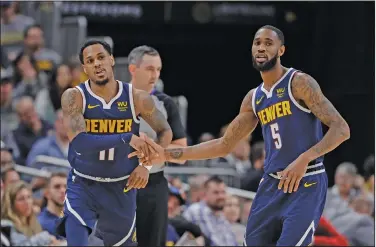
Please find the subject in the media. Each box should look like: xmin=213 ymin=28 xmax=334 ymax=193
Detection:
xmin=23 ymin=24 xmax=42 ymax=39
xmin=204 ymin=175 xmax=224 ymax=188
xmin=79 ymin=40 xmax=113 ymax=64
xmin=128 ymin=45 xmax=159 ymax=67
xmin=257 ymin=25 xmax=285 ymax=45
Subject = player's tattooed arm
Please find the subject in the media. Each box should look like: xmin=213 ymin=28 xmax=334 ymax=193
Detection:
xmin=163 ymin=89 xmax=259 ymax=161
xmin=134 ymin=89 xmax=172 ymax=148
xmin=61 ymin=88 xmax=86 ymax=141
xmin=292 ymin=73 xmax=350 ymax=161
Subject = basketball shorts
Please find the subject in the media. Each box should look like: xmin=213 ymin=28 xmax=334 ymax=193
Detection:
xmin=244 ymin=171 xmax=328 ymax=246
xmin=57 ymin=171 xmax=137 ymax=246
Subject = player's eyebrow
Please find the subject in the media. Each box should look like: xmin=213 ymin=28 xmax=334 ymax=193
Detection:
xmin=254 ymin=37 xmax=274 ymax=42
xmin=86 ymin=52 xmax=106 ymax=60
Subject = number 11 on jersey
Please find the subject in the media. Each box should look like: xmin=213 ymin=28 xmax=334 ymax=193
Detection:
xmin=99 ymin=148 xmax=115 ymax=161
xmin=270 ymin=123 xmax=282 ymax=149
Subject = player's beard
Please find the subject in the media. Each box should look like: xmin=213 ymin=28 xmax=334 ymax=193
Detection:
xmin=252 ymin=53 xmax=278 ymax=72
xmin=95 ymin=78 xmax=110 ymax=86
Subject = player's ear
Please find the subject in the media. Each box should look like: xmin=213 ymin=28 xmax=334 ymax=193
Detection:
xmin=279 ymin=45 xmax=285 ymax=57
xmin=82 ymin=65 xmax=87 ymax=75
xmin=110 ymin=55 xmax=115 ymax=67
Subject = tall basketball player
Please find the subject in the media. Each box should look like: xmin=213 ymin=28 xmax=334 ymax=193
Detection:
xmin=57 ymin=40 xmax=173 ymax=246
xmin=131 ymin=25 xmax=351 ymax=246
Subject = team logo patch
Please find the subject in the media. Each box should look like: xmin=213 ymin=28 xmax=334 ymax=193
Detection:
xmin=117 ymin=101 xmax=128 ymax=111
xmin=276 ymin=87 xmax=285 ymax=98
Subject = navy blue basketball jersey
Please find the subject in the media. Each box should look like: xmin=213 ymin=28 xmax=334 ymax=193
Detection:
xmin=252 ymin=68 xmax=324 ymax=174
xmin=68 ymin=80 xmax=140 ymax=178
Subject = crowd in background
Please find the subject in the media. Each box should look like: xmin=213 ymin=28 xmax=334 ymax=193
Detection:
xmin=1 ymin=2 xmax=375 ymax=246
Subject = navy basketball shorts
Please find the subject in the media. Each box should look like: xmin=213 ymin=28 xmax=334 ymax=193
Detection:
xmin=244 ymin=172 xmax=328 ymax=246
xmin=58 ymin=171 xmax=137 ymax=246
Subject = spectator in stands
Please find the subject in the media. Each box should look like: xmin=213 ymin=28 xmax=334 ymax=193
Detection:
xmin=183 ymin=176 xmax=238 ymax=246
xmin=25 ymin=109 xmax=68 ymax=200
xmin=168 ymin=185 xmax=210 ymax=247
xmin=13 ymin=96 xmax=53 ymax=165
xmin=38 ymin=172 xmax=66 ymax=239
xmin=187 ymin=175 xmax=208 ymax=204
xmin=26 ymin=109 xmax=69 ymax=173
xmin=68 ymin=57 xmax=88 ymax=87
xmin=1 ymin=67 xmax=19 ymax=130
xmin=223 ymin=195 xmax=246 ymax=245
xmin=349 ymin=195 xmax=374 ymax=216
xmin=22 ymin=24 xmax=62 ymax=76
xmin=168 ymin=185 xmax=185 ymax=218
xmin=165 ymin=223 xmax=180 ymax=246
xmin=0 ymin=1 xmax=35 ymax=60
xmin=313 ymin=216 xmax=349 ymax=246
xmin=35 ymin=64 xmax=73 ymax=123
xmin=1 ymin=141 xmax=15 ymax=167
xmin=1 ymin=166 xmax=20 ymax=190
xmin=241 ymin=141 xmax=265 ymax=192
xmin=323 ymin=187 xmax=374 ymax=246
xmin=12 ymin=51 xmax=49 ymax=100
xmin=1 ymin=181 xmax=60 ymax=246
xmin=327 ymin=162 xmax=359 ymax=204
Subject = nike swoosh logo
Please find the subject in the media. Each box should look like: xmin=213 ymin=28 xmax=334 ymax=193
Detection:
xmin=88 ymin=104 xmax=100 ymax=109
xmin=256 ymin=96 xmax=264 ymax=105
xmin=304 ymin=182 xmax=317 ymax=188
xmin=124 ymin=187 xmax=130 ymax=193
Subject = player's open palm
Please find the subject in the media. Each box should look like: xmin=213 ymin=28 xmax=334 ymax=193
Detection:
xmin=277 ymin=155 xmax=310 ymax=193
xmin=126 ymin=165 xmax=149 ymax=190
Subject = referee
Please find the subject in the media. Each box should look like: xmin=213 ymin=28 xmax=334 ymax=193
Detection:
xmin=128 ymin=46 xmax=187 ymax=247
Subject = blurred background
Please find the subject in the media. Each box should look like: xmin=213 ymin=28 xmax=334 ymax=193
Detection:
xmin=1 ymin=1 xmax=374 ymax=246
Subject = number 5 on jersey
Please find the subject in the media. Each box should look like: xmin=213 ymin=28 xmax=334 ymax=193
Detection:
xmin=99 ymin=148 xmax=115 ymax=161
xmin=270 ymin=123 xmax=282 ymax=149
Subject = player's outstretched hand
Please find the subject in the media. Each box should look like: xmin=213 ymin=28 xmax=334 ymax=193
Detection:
xmin=129 ymin=134 xmax=157 ymax=162
xmin=128 ymin=135 xmax=166 ymax=165
xmin=277 ymin=154 xmax=310 ymax=193
xmin=126 ymin=165 xmax=150 ymax=190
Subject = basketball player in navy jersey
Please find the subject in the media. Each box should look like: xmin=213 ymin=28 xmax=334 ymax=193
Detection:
xmin=132 ymin=25 xmax=351 ymax=246
xmin=57 ymin=40 xmax=173 ymax=246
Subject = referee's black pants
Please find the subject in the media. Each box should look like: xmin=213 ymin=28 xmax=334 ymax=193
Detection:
xmin=136 ymin=171 xmax=168 ymax=247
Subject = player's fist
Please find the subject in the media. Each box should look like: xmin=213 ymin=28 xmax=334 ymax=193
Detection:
xmin=126 ymin=165 xmax=150 ymax=190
